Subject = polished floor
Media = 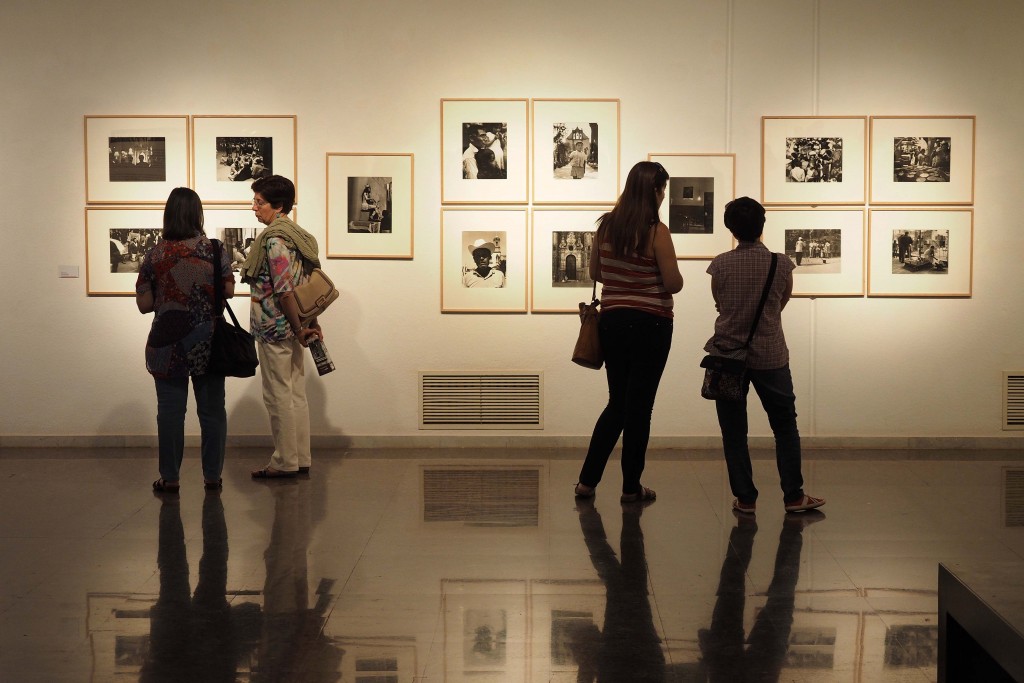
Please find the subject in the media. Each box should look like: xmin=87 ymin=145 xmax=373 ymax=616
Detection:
xmin=1 ymin=448 xmax=1022 ymax=682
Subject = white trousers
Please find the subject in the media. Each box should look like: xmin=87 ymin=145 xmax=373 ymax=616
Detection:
xmin=257 ymin=338 xmax=311 ymax=471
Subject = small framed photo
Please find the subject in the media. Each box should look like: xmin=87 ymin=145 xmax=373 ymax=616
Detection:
xmin=532 ymin=99 xmax=620 ymax=204
xmin=441 ymin=208 xmax=527 ymax=313
xmin=763 ymin=208 xmax=866 ymax=297
xmin=441 ymin=99 xmax=528 ymax=204
xmin=86 ymin=207 xmax=163 ymax=295
xmin=868 ymin=208 xmax=973 ymax=297
xmin=530 ymin=208 xmax=604 ymax=312
xmin=326 ymin=153 xmax=414 ymax=259
xmin=191 ymin=115 xmax=297 ymax=204
xmin=761 ymin=116 xmax=867 ymax=205
xmin=648 ymin=153 xmax=736 ymax=258
xmin=869 ymin=116 xmax=975 ymax=205
xmin=84 ymin=115 xmax=189 ymax=204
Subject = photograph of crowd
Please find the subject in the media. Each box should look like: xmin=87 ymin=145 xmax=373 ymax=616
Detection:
xmin=892 ymin=229 xmax=949 ymax=274
xmin=109 ymin=228 xmax=159 ymax=273
xmin=552 ymin=123 xmax=598 ymax=180
xmin=347 ymin=177 xmax=392 ymax=233
xmin=215 ymin=137 xmax=273 ymax=182
xmin=462 ymin=231 xmax=507 ymax=288
xmin=462 ymin=123 xmax=507 ymax=180
xmin=216 ymin=227 xmax=259 ymax=272
xmin=784 ymin=137 xmax=842 ymax=183
xmin=893 ymin=137 xmax=950 ymax=183
xmin=550 ymin=231 xmax=595 ymax=287
xmin=108 ymin=137 xmax=166 ymax=182
xmin=667 ymin=177 xmax=714 ymax=234
xmin=785 ymin=229 xmax=842 ymax=273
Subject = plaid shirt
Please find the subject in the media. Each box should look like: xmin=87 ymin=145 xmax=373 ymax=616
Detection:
xmin=704 ymin=241 xmax=794 ymax=369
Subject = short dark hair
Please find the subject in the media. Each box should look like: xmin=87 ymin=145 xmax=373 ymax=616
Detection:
xmin=723 ymin=196 xmax=766 ymax=242
xmin=162 ymin=187 xmax=204 ymax=240
xmin=251 ymin=175 xmax=295 ymax=213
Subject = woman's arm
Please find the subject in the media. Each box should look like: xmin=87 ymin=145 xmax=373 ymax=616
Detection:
xmin=136 ymin=290 xmax=154 ymax=314
xmin=652 ymin=223 xmax=684 ymax=293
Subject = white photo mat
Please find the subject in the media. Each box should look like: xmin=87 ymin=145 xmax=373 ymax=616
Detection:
xmin=762 ymin=208 xmax=866 ymax=297
xmin=86 ymin=207 xmax=163 ymax=295
xmin=442 ymin=579 xmax=527 ymax=682
xmin=532 ymin=99 xmax=620 ymax=204
xmin=869 ymin=116 xmax=975 ymax=205
xmin=441 ymin=99 xmax=529 ymax=204
xmin=191 ymin=115 xmax=297 ymax=204
xmin=649 ymin=153 xmax=736 ymax=258
xmin=85 ymin=115 xmax=189 ymax=204
xmin=761 ymin=116 xmax=867 ymax=205
xmin=867 ymin=209 xmax=973 ymax=297
xmin=326 ymin=153 xmax=414 ymax=259
xmin=441 ymin=208 xmax=528 ymax=313
xmin=530 ymin=208 xmax=604 ymax=312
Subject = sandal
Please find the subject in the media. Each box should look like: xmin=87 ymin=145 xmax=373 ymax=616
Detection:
xmin=204 ymin=479 xmax=223 ymax=491
xmin=574 ymin=482 xmax=595 ymax=498
xmin=620 ymin=486 xmax=656 ymax=503
xmin=152 ymin=479 xmax=180 ymax=493
xmin=251 ymin=467 xmax=297 ymax=479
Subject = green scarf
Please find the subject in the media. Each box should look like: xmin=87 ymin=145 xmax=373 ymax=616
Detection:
xmin=239 ymin=215 xmax=321 ymax=284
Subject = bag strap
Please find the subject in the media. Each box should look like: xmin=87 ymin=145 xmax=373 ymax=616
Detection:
xmin=211 ymin=239 xmax=243 ymax=328
xmin=744 ymin=253 xmax=778 ymax=348
xmin=590 ymin=280 xmax=599 ymax=306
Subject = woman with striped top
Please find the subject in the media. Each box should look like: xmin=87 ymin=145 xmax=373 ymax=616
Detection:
xmin=574 ymin=161 xmax=683 ymax=503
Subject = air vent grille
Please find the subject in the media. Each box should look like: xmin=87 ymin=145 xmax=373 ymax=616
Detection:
xmin=423 ymin=468 xmax=540 ymax=526
xmin=1004 ymin=372 xmax=1024 ymax=430
xmin=1005 ymin=468 xmax=1024 ymax=528
xmin=419 ymin=372 xmax=543 ymax=429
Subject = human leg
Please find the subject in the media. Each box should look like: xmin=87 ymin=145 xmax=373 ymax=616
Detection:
xmin=748 ymin=366 xmax=805 ymax=502
xmin=287 ymin=342 xmax=311 ymax=470
xmin=715 ymin=383 xmax=758 ymax=505
xmin=154 ymin=377 xmax=189 ymax=483
xmin=577 ymin=315 xmax=631 ymax=489
xmin=256 ymin=340 xmax=302 ymax=473
xmin=192 ymin=373 xmax=227 ymax=483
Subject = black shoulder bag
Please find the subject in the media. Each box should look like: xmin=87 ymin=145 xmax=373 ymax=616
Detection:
xmin=700 ymin=253 xmax=778 ymax=401
xmin=207 ymin=239 xmax=259 ymax=378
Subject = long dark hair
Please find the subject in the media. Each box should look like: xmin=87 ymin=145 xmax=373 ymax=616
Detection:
xmin=597 ymin=161 xmax=669 ymax=258
xmin=162 ymin=187 xmax=205 ymax=240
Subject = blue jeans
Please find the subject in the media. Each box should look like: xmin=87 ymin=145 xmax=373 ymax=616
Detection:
xmin=579 ymin=309 xmax=673 ymax=495
xmin=154 ymin=374 xmax=227 ymax=482
xmin=714 ymin=365 xmax=804 ymax=504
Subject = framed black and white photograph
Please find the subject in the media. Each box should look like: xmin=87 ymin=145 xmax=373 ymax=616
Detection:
xmin=441 ymin=99 xmax=528 ymax=204
xmin=762 ymin=209 xmax=865 ymax=296
xmin=192 ymin=115 xmax=296 ymax=204
xmin=530 ymin=208 xmax=603 ymax=312
xmin=85 ymin=116 xmax=189 ymax=204
xmin=868 ymin=209 xmax=973 ymax=297
xmin=528 ymin=580 xmax=604 ymax=683
xmin=441 ymin=208 xmax=527 ymax=312
xmin=203 ymin=207 xmax=281 ymax=296
xmin=326 ymin=153 xmax=413 ymax=259
xmin=761 ymin=116 xmax=866 ymax=205
xmin=85 ymin=207 xmax=163 ymax=295
xmin=443 ymin=579 xmax=527 ymax=682
xmin=869 ymin=116 xmax=975 ymax=205
xmin=648 ymin=153 xmax=736 ymax=258
xmin=533 ymin=99 xmax=619 ymax=204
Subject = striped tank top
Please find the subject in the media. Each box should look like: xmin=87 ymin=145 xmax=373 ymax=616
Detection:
xmin=599 ymin=241 xmax=673 ymax=318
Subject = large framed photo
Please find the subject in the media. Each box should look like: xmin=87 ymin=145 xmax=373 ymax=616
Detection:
xmin=86 ymin=207 xmax=163 ymax=295
xmin=443 ymin=579 xmax=527 ymax=682
xmin=869 ymin=116 xmax=975 ymax=205
xmin=868 ymin=209 xmax=973 ymax=297
xmin=648 ymin=153 xmax=736 ymax=258
xmin=532 ymin=99 xmax=620 ymax=204
xmin=761 ymin=116 xmax=867 ymax=205
xmin=441 ymin=99 xmax=528 ymax=204
xmin=203 ymin=206 xmax=283 ymax=297
xmin=326 ymin=153 xmax=413 ymax=259
xmin=531 ymin=208 xmax=604 ymax=312
xmin=441 ymin=208 xmax=527 ymax=313
xmin=762 ymin=208 xmax=866 ymax=297
xmin=84 ymin=115 xmax=189 ymax=204
xmin=191 ymin=115 xmax=297 ymax=204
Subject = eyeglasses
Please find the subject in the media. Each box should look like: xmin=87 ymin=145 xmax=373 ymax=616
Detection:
xmin=252 ymin=198 xmax=268 ymax=208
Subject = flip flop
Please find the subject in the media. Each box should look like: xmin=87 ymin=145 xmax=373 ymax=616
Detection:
xmin=620 ymin=486 xmax=656 ymax=503
xmin=152 ymin=479 xmax=180 ymax=493
xmin=204 ymin=479 xmax=223 ymax=491
xmin=574 ymin=483 xmax=595 ymax=498
xmin=251 ymin=467 xmax=297 ymax=479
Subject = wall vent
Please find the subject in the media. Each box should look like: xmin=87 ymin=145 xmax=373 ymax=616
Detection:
xmin=1003 ymin=372 xmax=1024 ymax=430
xmin=1005 ymin=468 xmax=1024 ymax=528
xmin=419 ymin=371 xmax=543 ymax=429
xmin=422 ymin=468 xmax=540 ymax=526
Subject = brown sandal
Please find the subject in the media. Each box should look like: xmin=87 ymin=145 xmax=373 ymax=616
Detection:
xmin=620 ymin=486 xmax=656 ymax=503
xmin=251 ymin=467 xmax=297 ymax=479
xmin=152 ymin=479 xmax=180 ymax=493
xmin=574 ymin=483 xmax=596 ymax=498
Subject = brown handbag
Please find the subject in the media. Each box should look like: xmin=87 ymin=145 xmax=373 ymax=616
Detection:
xmin=572 ymin=282 xmax=603 ymax=370
xmin=293 ymin=268 xmax=340 ymax=326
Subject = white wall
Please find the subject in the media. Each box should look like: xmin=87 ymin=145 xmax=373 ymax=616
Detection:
xmin=2 ymin=0 xmax=1022 ymax=445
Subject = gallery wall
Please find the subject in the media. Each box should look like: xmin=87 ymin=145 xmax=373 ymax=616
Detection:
xmin=1 ymin=0 xmax=1022 ymax=447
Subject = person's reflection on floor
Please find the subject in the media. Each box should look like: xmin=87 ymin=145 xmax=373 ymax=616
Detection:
xmin=141 ymin=494 xmax=242 ymax=682
xmin=574 ymin=498 xmax=666 ymax=682
xmin=254 ymin=480 xmax=342 ymax=681
xmin=699 ymin=510 xmax=825 ymax=681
